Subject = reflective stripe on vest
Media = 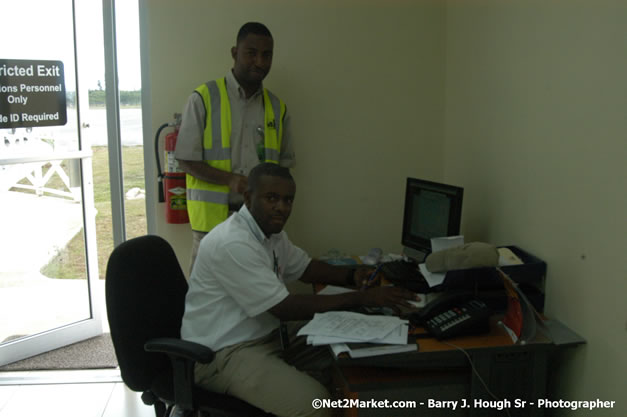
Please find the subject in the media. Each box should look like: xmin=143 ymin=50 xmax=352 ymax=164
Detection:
xmin=264 ymin=89 xmax=283 ymax=163
xmin=186 ymin=77 xmax=286 ymax=232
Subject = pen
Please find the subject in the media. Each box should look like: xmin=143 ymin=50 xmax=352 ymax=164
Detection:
xmin=362 ymin=263 xmax=384 ymax=290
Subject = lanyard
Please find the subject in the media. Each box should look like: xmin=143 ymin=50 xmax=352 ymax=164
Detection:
xmin=273 ymin=249 xmax=289 ymax=349
xmin=273 ymin=250 xmax=279 ymax=277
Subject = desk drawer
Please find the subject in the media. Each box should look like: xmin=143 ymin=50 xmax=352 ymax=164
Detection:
xmin=333 ymin=367 xmax=469 ymax=417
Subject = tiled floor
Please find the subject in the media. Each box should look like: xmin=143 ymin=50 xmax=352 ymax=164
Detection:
xmin=0 ymin=369 xmax=154 ymax=417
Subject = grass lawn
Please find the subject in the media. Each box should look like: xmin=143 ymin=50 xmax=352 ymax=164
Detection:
xmin=40 ymin=145 xmax=147 ymax=280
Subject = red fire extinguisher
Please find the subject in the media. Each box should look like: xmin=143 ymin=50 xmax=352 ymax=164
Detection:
xmin=155 ymin=113 xmax=189 ymax=224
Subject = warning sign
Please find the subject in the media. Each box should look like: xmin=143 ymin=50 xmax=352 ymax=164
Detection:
xmin=0 ymin=58 xmax=67 ymax=128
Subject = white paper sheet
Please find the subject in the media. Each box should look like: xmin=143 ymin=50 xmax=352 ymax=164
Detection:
xmin=316 ymin=285 xmax=356 ymax=295
xmin=419 ymin=262 xmax=446 ymax=287
xmin=297 ymin=311 xmax=406 ymax=341
xmin=307 ymin=323 xmax=409 ymax=346
xmin=330 ymin=342 xmax=417 ymax=358
xmin=430 ymin=235 xmax=464 ymax=253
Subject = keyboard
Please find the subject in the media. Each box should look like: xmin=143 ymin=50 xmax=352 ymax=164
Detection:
xmin=380 ymin=260 xmax=430 ymax=293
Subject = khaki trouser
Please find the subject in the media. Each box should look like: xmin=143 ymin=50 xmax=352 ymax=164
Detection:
xmin=189 ymin=230 xmax=207 ymax=276
xmin=194 ymin=323 xmax=333 ymax=417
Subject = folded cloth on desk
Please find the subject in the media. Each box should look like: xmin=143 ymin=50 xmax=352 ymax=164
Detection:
xmin=425 ymin=242 xmax=499 ymax=273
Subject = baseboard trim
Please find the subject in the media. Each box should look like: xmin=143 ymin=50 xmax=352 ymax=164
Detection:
xmin=0 ymin=368 xmax=122 ymax=385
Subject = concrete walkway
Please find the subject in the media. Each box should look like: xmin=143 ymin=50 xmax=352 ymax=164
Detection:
xmin=0 ymin=191 xmax=107 ymax=343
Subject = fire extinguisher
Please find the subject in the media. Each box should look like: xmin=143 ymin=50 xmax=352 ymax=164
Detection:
xmin=155 ymin=113 xmax=189 ymax=224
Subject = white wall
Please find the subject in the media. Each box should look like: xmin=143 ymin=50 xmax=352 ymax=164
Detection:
xmin=444 ymin=0 xmax=627 ymax=413
xmin=141 ymin=0 xmax=626 ymax=412
xmin=143 ymin=0 xmax=446 ymax=266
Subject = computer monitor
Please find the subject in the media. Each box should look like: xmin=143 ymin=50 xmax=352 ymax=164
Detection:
xmin=401 ymin=177 xmax=464 ymax=261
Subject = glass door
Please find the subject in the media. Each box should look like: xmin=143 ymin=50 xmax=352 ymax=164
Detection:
xmin=0 ymin=0 xmax=103 ymax=365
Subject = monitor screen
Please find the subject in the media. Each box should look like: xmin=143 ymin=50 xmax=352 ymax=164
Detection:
xmin=401 ymin=177 xmax=463 ymax=259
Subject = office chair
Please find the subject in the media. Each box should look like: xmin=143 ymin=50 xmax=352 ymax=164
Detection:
xmin=105 ymin=234 xmax=270 ymax=417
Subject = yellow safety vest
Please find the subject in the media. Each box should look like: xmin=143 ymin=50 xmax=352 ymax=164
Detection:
xmin=186 ymin=77 xmax=286 ymax=232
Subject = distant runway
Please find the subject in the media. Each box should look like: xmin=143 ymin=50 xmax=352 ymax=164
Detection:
xmin=1 ymin=107 xmax=144 ymax=152
xmin=87 ymin=107 xmax=143 ymax=147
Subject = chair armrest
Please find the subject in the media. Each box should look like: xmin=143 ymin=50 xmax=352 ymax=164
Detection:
xmin=144 ymin=337 xmax=215 ymax=364
xmin=144 ymin=337 xmax=216 ymax=411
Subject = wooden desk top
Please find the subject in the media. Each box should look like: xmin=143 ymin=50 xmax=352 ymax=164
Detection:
xmin=331 ymin=315 xmax=560 ymax=397
xmin=409 ymin=315 xmax=515 ymax=353
xmin=331 ymin=314 xmax=558 ymax=371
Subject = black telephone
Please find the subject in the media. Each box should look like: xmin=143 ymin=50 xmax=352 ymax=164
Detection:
xmin=409 ymin=292 xmax=491 ymax=340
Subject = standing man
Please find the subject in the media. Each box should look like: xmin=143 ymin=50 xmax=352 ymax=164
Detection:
xmin=181 ymin=163 xmax=418 ymax=417
xmin=175 ymin=22 xmax=295 ymax=269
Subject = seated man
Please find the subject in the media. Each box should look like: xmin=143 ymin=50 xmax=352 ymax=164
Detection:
xmin=181 ymin=162 xmax=417 ymax=417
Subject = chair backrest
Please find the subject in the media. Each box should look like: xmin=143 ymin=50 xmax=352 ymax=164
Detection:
xmin=105 ymin=235 xmax=188 ymax=392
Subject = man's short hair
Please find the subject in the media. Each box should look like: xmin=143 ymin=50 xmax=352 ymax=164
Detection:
xmin=237 ymin=22 xmax=273 ymax=44
xmin=248 ymin=163 xmax=293 ymax=192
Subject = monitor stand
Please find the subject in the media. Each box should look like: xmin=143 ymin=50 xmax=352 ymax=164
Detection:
xmin=402 ymin=246 xmax=428 ymax=264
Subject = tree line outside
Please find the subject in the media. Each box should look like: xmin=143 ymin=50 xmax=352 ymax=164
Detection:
xmin=65 ymin=89 xmax=141 ymax=107
xmin=88 ymin=89 xmax=141 ymax=107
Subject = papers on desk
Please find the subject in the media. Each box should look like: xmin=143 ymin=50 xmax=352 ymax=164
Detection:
xmin=306 ymin=319 xmax=409 ymax=345
xmin=331 ymin=341 xmax=417 ymax=358
xmin=298 ymin=311 xmax=404 ymax=341
xmin=430 ymin=235 xmax=465 ymax=253
xmin=298 ymin=311 xmax=416 ymax=358
xmin=418 ymin=263 xmax=446 ymax=288
xmin=316 ymin=285 xmax=355 ymax=295
xmin=418 ymin=235 xmax=465 ymax=288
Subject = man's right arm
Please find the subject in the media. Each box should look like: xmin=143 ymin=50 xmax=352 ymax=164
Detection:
xmin=175 ymin=92 xmax=247 ymax=193
xmin=268 ymin=286 xmax=417 ymax=322
xmin=177 ymin=160 xmax=247 ymax=194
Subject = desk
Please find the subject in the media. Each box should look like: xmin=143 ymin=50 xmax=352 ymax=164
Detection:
xmin=330 ymin=316 xmax=585 ymax=417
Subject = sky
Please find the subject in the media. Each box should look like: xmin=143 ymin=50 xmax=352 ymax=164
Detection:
xmin=0 ymin=0 xmax=141 ymax=91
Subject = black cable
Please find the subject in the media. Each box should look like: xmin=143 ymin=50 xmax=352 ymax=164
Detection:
xmin=443 ymin=341 xmax=513 ymax=417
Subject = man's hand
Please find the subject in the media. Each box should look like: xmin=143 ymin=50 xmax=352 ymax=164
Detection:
xmin=359 ymin=286 xmax=419 ymax=312
xmin=228 ymin=173 xmax=248 ymax=194
xmin=177 ymin=160 xmax=246 ymax=192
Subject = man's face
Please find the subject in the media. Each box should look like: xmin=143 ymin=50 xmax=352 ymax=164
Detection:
xmin=245 ymin=175 xmax=295 ymax=237
xmin=231 ymin=33 xmax=274 ymax=86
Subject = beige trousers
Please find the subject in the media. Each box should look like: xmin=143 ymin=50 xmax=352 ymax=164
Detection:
xmin=189 ymin=230 xmax=207 ymax=276
xmin=194 ymin=323 xmax=333 ymax=417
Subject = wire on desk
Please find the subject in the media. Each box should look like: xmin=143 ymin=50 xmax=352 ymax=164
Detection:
xmin=442 ymin=341 xmax=513 ymax=417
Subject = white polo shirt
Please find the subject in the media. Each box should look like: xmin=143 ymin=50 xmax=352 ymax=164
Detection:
xmin=181 ymin=204 xmax=311 ymax=351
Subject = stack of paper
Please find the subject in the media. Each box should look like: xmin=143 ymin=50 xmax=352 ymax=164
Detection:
xmin=297 ymin=311 xmax=417 ymax=358
xmin=330 ymin=342 xmax=417 ymax=358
